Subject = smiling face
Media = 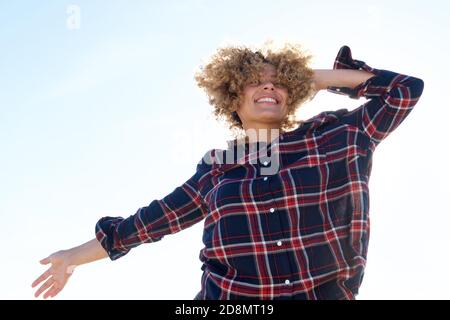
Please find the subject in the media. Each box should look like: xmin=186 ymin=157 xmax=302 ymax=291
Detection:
xmin=236 ymin=64 xmax=289 ymax=131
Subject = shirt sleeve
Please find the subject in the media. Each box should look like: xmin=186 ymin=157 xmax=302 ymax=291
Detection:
xmin=326 ymin=45 xmax=425 ymax=146
xmin=95 ymin=153 xmax=212 ymax=260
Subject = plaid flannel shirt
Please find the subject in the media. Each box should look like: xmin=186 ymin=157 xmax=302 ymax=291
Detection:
xmin=95 ymin=45 xmax=424 ymax=299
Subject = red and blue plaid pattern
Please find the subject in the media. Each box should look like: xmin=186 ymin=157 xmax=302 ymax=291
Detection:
xmin=95 ymin=45 xmax=424 ymax=299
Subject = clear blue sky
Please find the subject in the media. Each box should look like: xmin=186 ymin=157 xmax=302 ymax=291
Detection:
xmin=1 ymin=0 xmax=449 ymax=299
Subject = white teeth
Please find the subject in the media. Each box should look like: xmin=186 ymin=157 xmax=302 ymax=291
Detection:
xmin=256 ymin=97 xmax=277 ymax=103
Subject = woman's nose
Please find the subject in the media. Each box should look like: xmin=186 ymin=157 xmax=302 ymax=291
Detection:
xmin=263 ymin=81 xmax=275 ymax=90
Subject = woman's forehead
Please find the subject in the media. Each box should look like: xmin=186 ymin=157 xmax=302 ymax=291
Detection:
xmin=256 ymin=64 xmax=277 ymax=79
xmin=262 ymin=64 xmax=276 ymax=75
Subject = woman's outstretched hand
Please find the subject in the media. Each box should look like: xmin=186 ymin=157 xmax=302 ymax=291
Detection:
xmin=31 ymin=239 xmax=109 ymax=299
xmin=31 ymin=250 xmax=76 ymax=299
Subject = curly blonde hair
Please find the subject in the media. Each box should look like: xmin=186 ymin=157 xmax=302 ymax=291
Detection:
xmin=194 ymin=41 xmax=316 ymax=137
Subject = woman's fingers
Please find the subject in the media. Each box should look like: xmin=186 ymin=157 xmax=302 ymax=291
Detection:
xmin=32 ymin=256 xmax=52 ymax=288
xmin=31 ymin=268 xmax=51 ymax=288
xmin=34 ymin=277 xmax=54 ymax=298
xmin=33 ymin=252 xmax=70 ymax=299
xmin=43 ymin=283 xmax=58 ymax=299
xmin=46 ymin=285 xmax=62 ymax=299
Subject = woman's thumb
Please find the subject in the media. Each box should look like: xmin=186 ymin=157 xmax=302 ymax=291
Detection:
xmin=40 ymin=257 xmax=51 ymax=265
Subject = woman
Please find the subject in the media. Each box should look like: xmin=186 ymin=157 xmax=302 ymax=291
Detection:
xmin=31 ymin=44 xmax=424 ymax=299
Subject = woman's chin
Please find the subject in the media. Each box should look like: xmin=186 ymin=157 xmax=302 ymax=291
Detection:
xmin=255 ymin=111 xmax=284 ymax=120
xmin=252 ymin=115 xmax=284 ymax=125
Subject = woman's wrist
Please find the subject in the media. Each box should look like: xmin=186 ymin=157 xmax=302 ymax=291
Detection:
xmin=312 ymin=69 xmax=375 ymax=91
xmin=64 ymin=247 xmax=81 ymax=268
xmin=312 ymin=69 xmax=326 ymax=91
xmin=65 ymin=238 xmax=108 ymax=268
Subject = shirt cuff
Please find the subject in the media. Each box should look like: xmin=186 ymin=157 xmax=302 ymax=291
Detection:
xmin=326 ymin=45 xmax=392 ymax=100
xmin=95 ymin=216 xmax=130 ymax=261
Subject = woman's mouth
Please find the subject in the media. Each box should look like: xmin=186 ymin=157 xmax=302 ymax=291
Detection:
xmin=254 ymin=97 xmax=278 ymax=105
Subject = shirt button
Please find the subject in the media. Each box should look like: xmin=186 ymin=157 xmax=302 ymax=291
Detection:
xmin=269 ymin=208 xmax=275 ymax=213
xmin=285 ymin=279 xmax=290 ymax=285
xmin=263 ymin=177 xmax=268 ymax=181
xmin=277 ymin=241 xmax=282 ymax=246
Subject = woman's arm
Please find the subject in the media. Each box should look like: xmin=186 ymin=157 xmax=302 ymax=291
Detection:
xmin=32 ymin=150 xmax=213 ymax=299
xmin=32 ymin=238 xmax=108 ymax=299
xmin=94 ymin=150 xmax=215 ymax=261
xmin=312 ymin=46 xmax=424 ymax=145
xmin=312 ymin=69 xmax=375 ymax=91
xmin=65 ymin=238 xmax=109 ymax=266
